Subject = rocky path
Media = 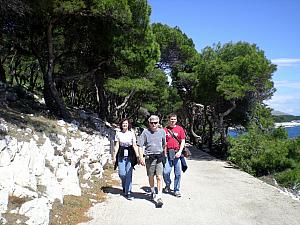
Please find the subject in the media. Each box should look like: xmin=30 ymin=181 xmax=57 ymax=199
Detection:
xmin=78 ymin=147 xmax=300 ymax=225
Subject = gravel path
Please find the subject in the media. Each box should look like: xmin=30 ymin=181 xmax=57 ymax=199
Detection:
xmin=78 ymin=146 xmax=300 ymax=225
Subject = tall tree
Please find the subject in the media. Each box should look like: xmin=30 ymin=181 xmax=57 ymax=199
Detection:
xmin=192 ymin=42 xmax=276 ymax=152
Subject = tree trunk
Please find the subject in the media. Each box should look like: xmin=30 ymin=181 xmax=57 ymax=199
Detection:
xmin=94 ymin=72 xmax=108 ymax=120
xmin=114 ymin=89 xmax=136 ymax=120
xmin=43 ymin=19 xmax=70 ymax=120
xmin=0 ymin=63 xmax=6 ymax=83
xmin=218 ymin=100 xmax=236 ymax=151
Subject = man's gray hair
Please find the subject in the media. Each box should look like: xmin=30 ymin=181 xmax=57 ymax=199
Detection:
xmin=148 ymin=115 xmax=160 ymax=122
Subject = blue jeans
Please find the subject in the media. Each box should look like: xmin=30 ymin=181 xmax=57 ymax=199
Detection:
xmin=118 ymin=157 xmax=133 ymax=195
xmin=163 ymin=156 xmax=181 ymax=192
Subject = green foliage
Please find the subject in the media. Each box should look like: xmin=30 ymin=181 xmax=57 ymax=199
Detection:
xmin=250 ymin=140 xmax=292 ymax=176
xmin=275 ymin=164 xmax=300 ymax=190
xmin=286 ymin=137 xmax=300 ymax=160
xmin=152 ymin=23 xmax=197 ymax=68
xmin=53 ymin=0 xmax=85 ymax=13
xmin=229 ymin=125 xmax=294 ymax=176
xmin=250 ymin=104 xmax=275 ymax=130
xmin=105 ymin=77 xmax=154 ymax=97
xmin=194 ymin=42 xmax=276 ymax=108
xmin=271 ymin=126 xmax=288 ymax=139
xmin=229 ymin=126 xmax=300 ymax=190
xmin=217 ymin=75 xmax=252 ymax=100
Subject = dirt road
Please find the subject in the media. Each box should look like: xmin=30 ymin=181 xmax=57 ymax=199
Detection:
xmin=78 ymin=147 xmax=300 ymax=225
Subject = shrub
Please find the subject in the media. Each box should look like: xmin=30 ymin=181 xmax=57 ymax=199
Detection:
xmin=275 ymin=164 xmax=300 ymax=190
xmin=287 ymin=137 xmax=300 ymax=160
xmin=229 ymin=126 xmax=293 ymax=176
xmin=250 ymin=140 xmax=293 ymax=176
xmin=271 ymin=126 xmax=288 ymax=139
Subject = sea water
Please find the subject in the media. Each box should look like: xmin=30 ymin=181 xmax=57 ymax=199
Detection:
xmin=228 ymin=126 xmax=300 ymax=139
xmin=285 ymin=126 xmax=300 ymax=138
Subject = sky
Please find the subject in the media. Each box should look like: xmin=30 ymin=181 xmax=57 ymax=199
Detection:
xmin=148 ymin=0 xmax=300 ymax=115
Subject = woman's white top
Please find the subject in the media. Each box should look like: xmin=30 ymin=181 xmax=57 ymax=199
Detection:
xmin=115 ymin=130 xmax=136 ymax=147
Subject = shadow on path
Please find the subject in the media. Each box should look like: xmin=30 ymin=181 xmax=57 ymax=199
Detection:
xmin=186 ymin=145 xmax=219 ymax=161
xmin=102 ymin=186 xmax=157 ymax=206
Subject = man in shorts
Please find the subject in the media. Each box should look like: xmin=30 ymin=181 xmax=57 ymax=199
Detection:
xmin=139 ymin=115 xmax=166 ymax=207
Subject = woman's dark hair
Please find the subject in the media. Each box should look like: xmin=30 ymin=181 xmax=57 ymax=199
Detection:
xmin=119 ymin=118 xmax=132 ymax=131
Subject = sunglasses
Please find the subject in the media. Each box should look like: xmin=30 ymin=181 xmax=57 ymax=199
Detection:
xmin=150 ymin=122 xmax=158 ymax=124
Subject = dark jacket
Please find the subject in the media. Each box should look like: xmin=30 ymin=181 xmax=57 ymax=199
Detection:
xmin=180 ymin=156 xmax=188 ymax=172
xmin=114 ymin=145 xmax=138 ymax=170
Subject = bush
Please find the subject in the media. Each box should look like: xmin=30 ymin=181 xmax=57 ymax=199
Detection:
xmin=271 ymin=126 xmax=288 ymax=139
xmin=287 ymin=137 xmax=300 ymax=160
xmin=229 ymin=126 xmax=293 ymax=176
xmin=275 ymin=164 xmax=300 ymax=190
xmin=228 ymin=123 xmax=300 ymax=190
xmin=250 ymin=140 xmax=293 ymax=176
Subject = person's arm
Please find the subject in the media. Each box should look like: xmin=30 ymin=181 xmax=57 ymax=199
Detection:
xmin=175 ymin=128 xmax=186 ymax=158
xmin=133 ymin=144 xmax=140 ymax=164
xmin=163 ymin=129 xmax=167 ymax=157
xmin=139 ymin=146 xmax=145 ymax=166
xmin=177 ymin=139 xmax=185 ymax=156
xmin=132 ymin=132 xmax=140 ymax=160
xmin=138 ymin=131 xmax=145 ymax=166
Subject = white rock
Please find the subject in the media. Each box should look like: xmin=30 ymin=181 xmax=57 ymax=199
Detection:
xmin=12 ymin=185 xmax=38 ymax=199
xmin=0 ymin=167 xmax=14 ymax=193
xmin=57 ymin=120 xmax=66 ymax=127
xmin=19 ymin=197 xmax=50 ymax=225
xmin=59 ymin=165 xmax=81 ymax=196
xmin=83 ymin=173 xmax=91 ymax=180
xmin=11 ymin=142 xmax=37 ymax=191
xmin=37 ymin=168 xmax=63 ymax=203
xmin=56 ymin=165 xmax=68 ymax=180
xmin=28 ymin=140 xmax=45 ymax=176
xmin=0 ymin=148 xmax=11 ymax=167
xmin=0 ymin=139 xmax=6 ymax=151
xmin=0 ymin=189 xmax=9 ymax=213
xmin=25 ymin=128 xmax=32 ymax=133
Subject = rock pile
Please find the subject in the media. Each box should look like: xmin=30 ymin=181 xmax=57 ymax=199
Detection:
xmin=0 ymin=111 xmax=115 ymax=225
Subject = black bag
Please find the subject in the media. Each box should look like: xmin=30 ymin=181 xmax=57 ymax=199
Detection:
xmin=182 ymin=147 xmax=192 ymax=158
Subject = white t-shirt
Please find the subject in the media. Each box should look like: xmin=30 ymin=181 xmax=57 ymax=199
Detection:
xmin=115 ymin=130 xmax=136 ymax=147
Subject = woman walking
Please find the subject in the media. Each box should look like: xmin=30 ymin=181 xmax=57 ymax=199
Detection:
xmin=113 ymin=118 xmax=139 ymax=200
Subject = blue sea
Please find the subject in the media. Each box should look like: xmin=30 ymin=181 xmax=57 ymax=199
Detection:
xmin=285 ymin=126 xmax=300 ymax=138
xmin=229 ymin=125 xmax=300 ymax=139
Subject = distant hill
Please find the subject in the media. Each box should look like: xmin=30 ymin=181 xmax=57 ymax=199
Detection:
xmin=273 ymin=114 xmax=300 ymax=123
xmin=271 ymin=110 xmax=291 ymax=116
xmin=270 ymin=110 xmax=300 ymax=122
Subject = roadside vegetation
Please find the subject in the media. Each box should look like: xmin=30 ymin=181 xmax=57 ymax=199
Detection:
xmin=229 ymin=123 xmax=300 ymax=194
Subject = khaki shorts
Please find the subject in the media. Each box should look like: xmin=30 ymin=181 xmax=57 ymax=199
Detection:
xmin=145 ymin=157 xmax=163 ymax=177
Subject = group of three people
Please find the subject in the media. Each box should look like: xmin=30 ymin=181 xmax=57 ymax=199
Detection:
xmin=113 ymin=113 xmax=186 ymax=207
